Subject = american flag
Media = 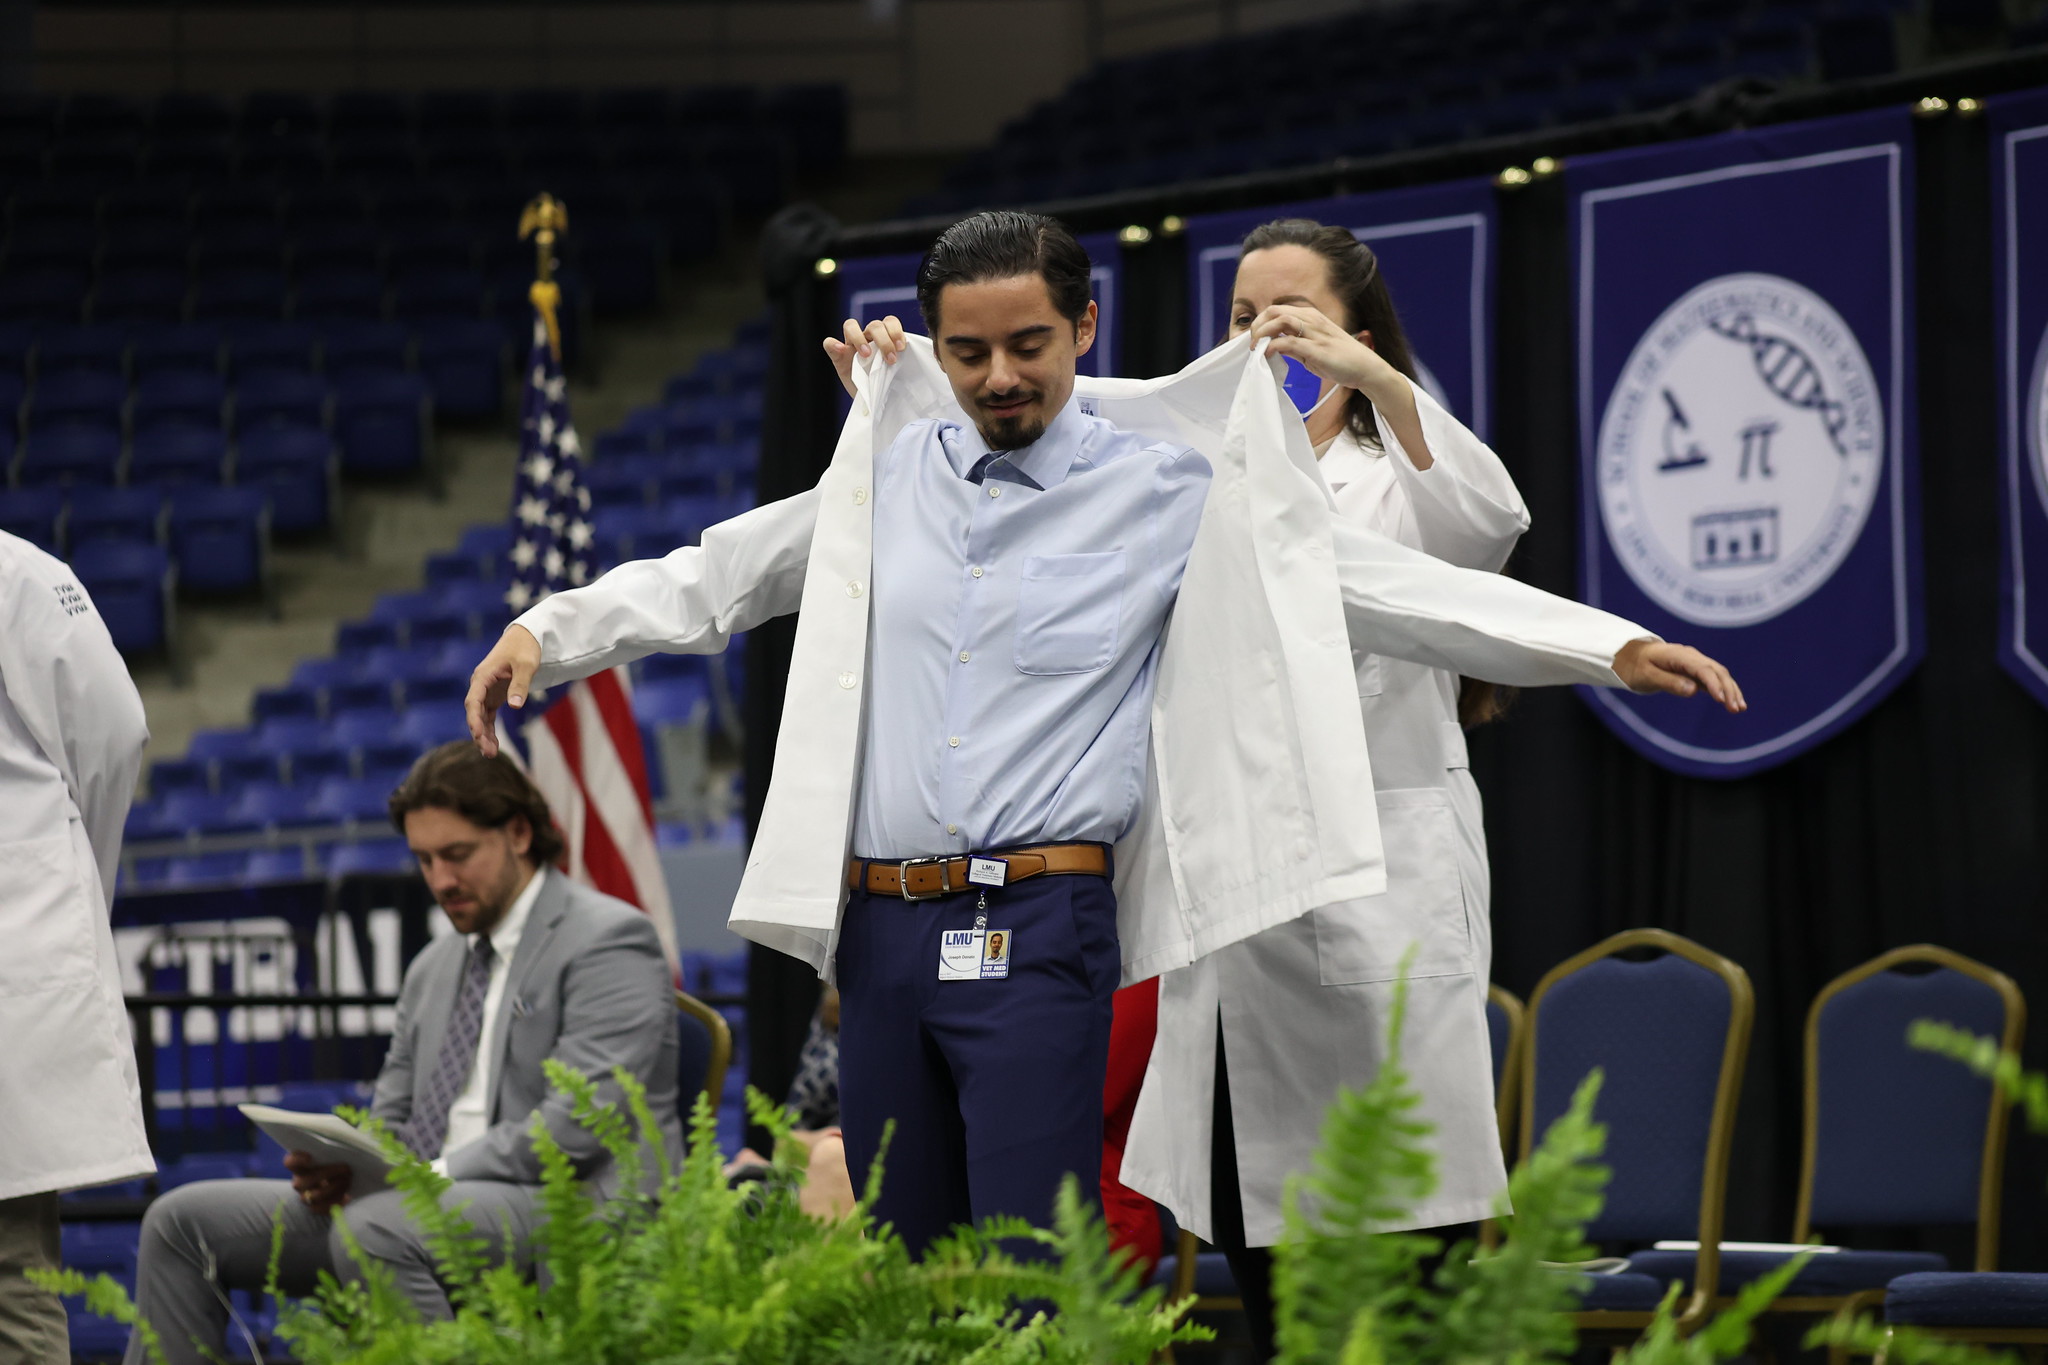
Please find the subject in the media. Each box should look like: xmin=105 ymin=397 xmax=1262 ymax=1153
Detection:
xmin=498 ymin=309 xmax=678 ymax=970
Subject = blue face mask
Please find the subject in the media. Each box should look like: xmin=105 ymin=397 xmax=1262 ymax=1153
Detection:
xmin=1280 ymin=355 xmax=1327 ymax=416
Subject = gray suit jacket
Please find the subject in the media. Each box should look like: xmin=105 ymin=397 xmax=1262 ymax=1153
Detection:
xmin=369 ymin=869 xmax=684 ymax=1197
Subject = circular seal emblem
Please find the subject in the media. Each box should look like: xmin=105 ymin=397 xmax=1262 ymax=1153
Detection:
xmin=1597 ymin=272 xmax=1885 ymax=628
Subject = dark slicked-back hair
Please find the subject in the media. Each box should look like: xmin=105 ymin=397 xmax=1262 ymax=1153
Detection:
xmin=916 ymin=210 xmax=1093 ymax=334
xmin=388 ymin=740 xmax=565 ymax=865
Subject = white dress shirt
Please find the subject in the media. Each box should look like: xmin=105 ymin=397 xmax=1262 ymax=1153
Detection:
xmin=435 ymin=866 xmax=544 ymax=1165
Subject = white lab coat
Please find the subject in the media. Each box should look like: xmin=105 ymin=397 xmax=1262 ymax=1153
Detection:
xmin=520 ymin=336 xmax=1648 ymax=984
xmin=0 ymin=531 xmax=153 ymax=1199
xmin=1123 ymin=393 xmax=1531 ymax=1245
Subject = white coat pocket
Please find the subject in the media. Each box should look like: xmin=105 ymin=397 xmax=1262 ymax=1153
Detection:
xmin=1015 ymin=551 xmax=1125 ymax=675
xmin=0 ymin=832 xmax=99 ymax=997
xmin=1311 ymin=787 xmax=1472 ymax=985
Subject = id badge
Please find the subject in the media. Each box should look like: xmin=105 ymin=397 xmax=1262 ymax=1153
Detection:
xmin=939 ymin=929 xmax=984 ymax=981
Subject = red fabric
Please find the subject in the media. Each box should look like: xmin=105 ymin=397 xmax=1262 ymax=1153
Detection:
xmin=540 ymin=676 xmax=643 ymax=911
xmin=1101 ymin=976 xmax=1162 ymax=1278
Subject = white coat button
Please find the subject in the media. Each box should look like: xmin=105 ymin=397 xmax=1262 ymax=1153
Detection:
xmin=946 ymin=824 xmax=958 ymax=835
xmin=948 ymin=736 xmax=961 ymax=747
xmin=959 ymin=651 xmax=971 ymax=663
xmin=837 ymin=672 xmax=856 ymax=689
xmin=988 ymin=485 xmax=1001 ymax=498
xmin=970 ymin=566 xmax=984 ymax=578
xmin=846 ymin=580 xmax=863 ymax=598
xmin=853 ymin=486 xmax=867 ymax=504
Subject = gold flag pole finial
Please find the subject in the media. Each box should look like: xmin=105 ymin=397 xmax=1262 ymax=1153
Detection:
xmin=519 ymin=193 xmax=570 ymax=360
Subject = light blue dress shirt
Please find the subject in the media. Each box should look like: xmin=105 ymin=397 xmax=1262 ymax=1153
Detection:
xmin=850 ymin=396 xmax=1212 ymax=859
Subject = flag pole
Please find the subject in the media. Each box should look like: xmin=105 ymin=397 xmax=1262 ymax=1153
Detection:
xmin=518 ymin=192 xmax=568 ymax=362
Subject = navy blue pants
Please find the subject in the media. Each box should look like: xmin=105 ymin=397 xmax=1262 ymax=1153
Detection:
xmin=835 ymin=871 xmax=1121 ymax=1259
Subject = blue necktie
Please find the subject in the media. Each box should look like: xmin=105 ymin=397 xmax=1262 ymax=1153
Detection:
xmin=408 ymin=936 xmax=495 ymax=1160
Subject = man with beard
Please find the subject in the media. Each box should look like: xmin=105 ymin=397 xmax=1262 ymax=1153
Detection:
xmin=467 ymin=210 xmax=1742 ymax=1260
xmin=125 ymin=743 xmax=681 ymax=1365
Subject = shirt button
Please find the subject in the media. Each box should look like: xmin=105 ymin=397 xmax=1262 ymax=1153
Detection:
xmin=846 ymin=579 xmax=863 ymax=598
xmin=970 ymin=566 xmax=984 ymax=578
xmin=959 ymin=651 xmax=971 ymax=663
xmin=852 ymin=486 xmax=867 ymax=504
xmin=948 ymin=736 xmax=961 ymax=747
xmin=946 ymin=824 xmax=958 ymax=835
xmin=988 ymin=485 xmax=1001 ymax=498
xmin=837 ymin=671 xmax=856 ymax=689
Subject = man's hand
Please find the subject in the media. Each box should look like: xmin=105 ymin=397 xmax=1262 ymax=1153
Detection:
xmin=467 ymin=625 xmax=542 ymax=756
xmin=1614 ymin=640 xmax=1746 ymax=713
xmin=283 ymin=1150 xmax=353 ymax=1215
xmin=822 ymin=316 xmax=910 ymax=399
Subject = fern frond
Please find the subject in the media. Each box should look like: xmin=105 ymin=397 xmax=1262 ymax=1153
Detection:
xmin=1806 ymin=1313 xmax=2020 ymax=1365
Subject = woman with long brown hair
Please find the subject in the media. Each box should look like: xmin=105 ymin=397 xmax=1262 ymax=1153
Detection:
xmin=1121 ymin=219 xmax=1530 ymax=1360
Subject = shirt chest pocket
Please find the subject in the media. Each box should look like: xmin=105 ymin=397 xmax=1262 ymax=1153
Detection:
xmin=1015 ymin=551 xmax=1125 ymax=675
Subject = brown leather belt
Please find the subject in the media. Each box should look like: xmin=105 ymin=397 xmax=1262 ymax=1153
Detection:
xmin=847 ymin=843 xmax=1111 ymax=901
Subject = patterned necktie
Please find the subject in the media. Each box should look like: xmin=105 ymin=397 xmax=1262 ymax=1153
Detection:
xmin=408 ymin=936 xmax=496 ymax=1160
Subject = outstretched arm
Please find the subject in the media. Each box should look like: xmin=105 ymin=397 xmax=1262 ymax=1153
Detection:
xmin=1331 ymin=518 xmax=1744 ymax=711
xmin=467 ymin=483 xmax=821 ymax=753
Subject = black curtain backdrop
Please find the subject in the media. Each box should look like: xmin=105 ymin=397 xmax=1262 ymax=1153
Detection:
xmin=752 ymin=53 xmax=2048 ymax=1264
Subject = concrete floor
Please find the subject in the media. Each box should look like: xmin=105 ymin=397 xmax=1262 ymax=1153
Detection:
xmin=125 ymin=155 xmax=947 ymax=781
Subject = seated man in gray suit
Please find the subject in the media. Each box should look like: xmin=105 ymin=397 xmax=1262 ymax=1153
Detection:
xmin=128 ymin=742 xmax=683 ymax=1365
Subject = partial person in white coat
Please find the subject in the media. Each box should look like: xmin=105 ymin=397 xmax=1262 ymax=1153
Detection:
xmin=0 ymin=530 xmax=153 ymax=1365
xmin=1120 ymin=220 xmax=1530 ymax=1360
xmin=468 ymin=211 xmax=1744 ymax=1268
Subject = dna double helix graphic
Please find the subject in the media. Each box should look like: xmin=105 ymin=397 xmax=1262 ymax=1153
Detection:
xmin=1707 ymin=311 xmax=1850 ymax=455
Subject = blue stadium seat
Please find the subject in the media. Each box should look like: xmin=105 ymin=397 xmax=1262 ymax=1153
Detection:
xmin=90 ymin=267 xmax=185 ymax=324
xmin=329 ymin=707 xmax=401 ymax=752
xmin=0 ymin=486 xmax=65 ymax=553
xmin=295 ymin=267 xmax=387 ymax=322
xmin=403 ymin=675 xmax=467 ymax=711
xmin=456 ymin=523 xmax=513 ymax=569
xmin=226 ymin=321 xmax=317 ymax=377
xmin=407 ymin=611 xmax=472 ymax=647
xmin=246 ymin=846 xmax=312 ymax=881
xmin=392 ymin=268 xmax=486 ymax=322
xmin=67 ymin=486 xmax=164 ymax=548
xmin=424 ymin=548 xmax=484 ymax=584
xmin=320 ymin=319 xmax=410 ymax=377
xmin=234 ymin=368 xmax=328 ymax=431
xmin=166 ymin=485 xmax=269 ymax=594
xmin=131 ymin=321 xmax=224 ymax=380
xmin=0 ymin=268 xmax=88 ymax=323
xmin=310 ymin=776 xmax=401 ymax=824
xmin=151 ymin=790 xmax=242 ymax=837
xmin=289 ymin=655 xmax=355 ymax=698
xmin=131 ymin=426 xmax=229 ymax=485
xmin=36 ymin=322 xmax=128 ymax=378
xmin=133 ymin=370 xmax=229 ymax=433
xmin=25 ymin=369 xmax=124 ymax=433
xmin=396 ymin=705 xmax=467 ymax=751
xmin=15 ymin=426 xmax=123 ymax=486
xmin=252 ymin=683 xmax=320 ymax=722
xmin=327 ymin=835 xmax=413 ymax=876
xmin=234 ymin=423 xmax=335 ymax=535
xmin=369 ymin=588 xmax=442 ymax=628
xmin=148 ymin=755 xmax=211 ymax=796
xmin=332 ymin=368 xmax=430 ymax=476
xmin=165 ymin=850 xmax=253 ymax=886
xmin=335 ymin=617 xmax=400 ymax=653
xmin=587 ymin=455 xmax=657 ymax=509
xmin=594 ymin=427 xmax=654 ymax=461
xmin=414 ymin=318 xmax=506 ymax=419
xmin=328 ymin=677 xmax=396 ymax=717
xmin=224 ymin=782 xmax=318 ymax=832
xmin=192 ymin=267 xmax=289 ymax=323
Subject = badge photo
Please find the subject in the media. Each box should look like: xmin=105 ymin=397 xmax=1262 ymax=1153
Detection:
xmin=980 ymin=930 xmax=1011 ymax=979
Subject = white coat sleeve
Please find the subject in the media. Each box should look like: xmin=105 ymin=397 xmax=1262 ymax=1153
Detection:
xmin=1331 ymin=517 xmax=1655 ymax=689
xmin=517 ymin=483 xmax=821 ymax=691
xmin=0 ymin=549 xmax=149 ymax=905
xmin=1373 ymin=376 xmax=1531 ymax=573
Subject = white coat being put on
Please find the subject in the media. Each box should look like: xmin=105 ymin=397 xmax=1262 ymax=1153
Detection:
xmin=518 ymin=336 xmax=1650 ymax=988
xmin=1123 ymin=386 xmax=1530 ymax=1244
xmin=0 ymin=531 xmax=154 ymax=1200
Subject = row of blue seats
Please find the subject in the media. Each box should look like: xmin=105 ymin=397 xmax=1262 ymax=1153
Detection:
xmin=2 ymin=216 xmax=602 ymax=274
xmin=5 ymin=374 xmax=433 ymax=484
xmin=6 ymin=365 xmax=437 ymax=436
xmin=157 ymin=710 xmax=471 ymax=797
xmin=0 ymin=261 xmax=589 ymax=327
xmin=0 ymin=317 xmax=505 ymax=382
xmin=1 ymin=85 xmax=841 ymax=150
xmin=128 ymin=771 xmax=442 ymax=841
xmin=1 ymin=433 xmax=334 ymax=543
xmin=0 ymin=484 xmax=272 ymax=590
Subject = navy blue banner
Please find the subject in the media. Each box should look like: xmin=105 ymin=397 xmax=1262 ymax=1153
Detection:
xmin=833 ymin=230 xmax=1123 ymax=379
xmin=1994 ymin=89 xmax=2048 ymax=710
xmin=1570 ymin=109 xmax=1921 ymax=779
xmin=1182 ymin=178 xmax=1496 ymax=439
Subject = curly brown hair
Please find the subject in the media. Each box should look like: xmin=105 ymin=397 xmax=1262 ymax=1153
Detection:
xmin=387 ymin=740 xmax=566 ymax=865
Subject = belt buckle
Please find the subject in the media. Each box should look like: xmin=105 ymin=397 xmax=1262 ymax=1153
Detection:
xmin=896 ymin=854 xmax=955 ymax=902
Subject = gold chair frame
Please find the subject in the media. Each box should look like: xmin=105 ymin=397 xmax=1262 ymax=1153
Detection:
xmin=1518 ymin=927 xmax=1754 ymax=1339
xmin=1803 ymin=947 xmax=2026 ymax=1362
xmin=676 ymin=987 xmax=733 ymax=1114
xmin=1489 ymin=982 xmax=1528 ymax=1157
